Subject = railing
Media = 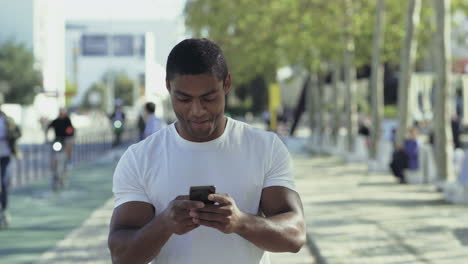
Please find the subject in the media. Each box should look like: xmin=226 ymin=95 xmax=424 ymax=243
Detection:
xmin=9 ymin=126 xmax=139 ymax=189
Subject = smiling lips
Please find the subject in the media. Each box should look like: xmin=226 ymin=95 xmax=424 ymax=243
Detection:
xmin=190 ymin=119 xmax=210 ymax=128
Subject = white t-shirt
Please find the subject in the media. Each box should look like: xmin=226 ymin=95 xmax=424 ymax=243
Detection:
xmin=113 ymin=117 xmax=295 ymax=264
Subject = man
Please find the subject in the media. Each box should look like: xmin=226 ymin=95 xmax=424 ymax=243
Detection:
xmin=46 ymin=108 xmax=75 ymax=164
xmin=109 ymin=99 xmax=126 ymax=147
xmin=142 ymin=102 xmax=166 ymax=139
xmin=0 ymin=101 xmax=21 ymax=228
xmin=108 ymin=38 xmax=306 ymax=264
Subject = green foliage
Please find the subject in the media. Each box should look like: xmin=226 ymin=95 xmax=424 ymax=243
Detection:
xmin=0 ymin=41 xmax=42 ymax=105
xmin=185 ymin=0 xmax=468 ymax=72
xmin=184 ymin=0 xmax=468 ymax=114
xmin=82 ymin=81 xmax=105 ymax=110
xmin=384 ymin=104 xmax=398 ymax=118
xmin=108 ymin=71 xmax=135 ymax=106
xmin=82 ymin=71 xmax=135 ymax=110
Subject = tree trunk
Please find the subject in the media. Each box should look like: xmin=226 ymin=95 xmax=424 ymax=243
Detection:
xmin=434 ymin=0 xmax=455 ymax=182
xmin=370 ymin=0 xmax=386 ymax=160
xmin=332 ymin=63 xmax=342 ymax=145
xmin=396 ymin=0 xmax=421 ymax=146
xmin=308 ymin=72 xmax=320 ymax=137
xmin=316 ymin=72 xmax=324 ymax=148
xmin=307 ymin=72 xmax=317 ymax=135
xmin=343 ymin=0 xmax=358 ymax=153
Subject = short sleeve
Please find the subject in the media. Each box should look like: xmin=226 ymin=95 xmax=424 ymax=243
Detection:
xmin=263 ymin=135 xmax=295 ymax=191
xmin=112 ymin=147 xmax=151 ymax=208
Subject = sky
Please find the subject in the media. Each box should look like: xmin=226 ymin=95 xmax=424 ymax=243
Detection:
xmin=65 ymin=0 xmax=186 ymax=21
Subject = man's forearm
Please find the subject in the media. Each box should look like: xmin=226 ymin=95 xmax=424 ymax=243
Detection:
xmin=236 ymin=211 xmax=306 ymax=253
xmin=109 ymin=214 xmax=172 ymax=264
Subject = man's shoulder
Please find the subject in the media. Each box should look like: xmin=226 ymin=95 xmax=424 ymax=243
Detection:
xmin=132 ymin=125 xmax=172 ymax=151
xmin=229 ymin=118 xmax=277 ymax=144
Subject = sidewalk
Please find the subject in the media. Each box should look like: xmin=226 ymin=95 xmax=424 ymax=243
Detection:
xmin=0 ymin=150 xmax=121 ymax=264
xmin=9 ymin=136 xmax=468 ymax=263
xmin=297 ymin=155 xmax=468 ymax=264
xmin=27 ymin=141 xmax=317 ymax=263
xmin=34 ymin=198 xmax=315 ymax=264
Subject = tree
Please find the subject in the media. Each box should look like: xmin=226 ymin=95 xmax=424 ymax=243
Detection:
xmin=82 ymin=71 xmax=135 ymax=110
xmin=396 ymin=0 xmax=422 ymax=146
xmin=0 ymin=41 xmax=42 ymax=105
xmin=433 ymin=0 xmax=455 ymax=182
xmin=112 ymin=72 xmax=135 ymax=106
xmin=369 ymin=0 xmax=386 ymax=161
xmin=343 ymin=0 xmax=359 ymax=153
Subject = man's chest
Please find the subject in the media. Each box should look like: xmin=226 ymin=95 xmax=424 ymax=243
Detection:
xmin=144 ymin=150 xmax=267 ymax=214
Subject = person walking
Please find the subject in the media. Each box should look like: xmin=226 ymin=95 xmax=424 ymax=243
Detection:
xmin=0 ymin=100 xmax=22 ymax=229
xmin=108 ymin=38 xmax=306 ymax=264
xmin=142 ymin=102 xmax=166 ymax=139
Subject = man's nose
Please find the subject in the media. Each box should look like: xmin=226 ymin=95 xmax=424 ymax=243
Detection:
xmin=189 ymin=99 xmax=207 ymax=117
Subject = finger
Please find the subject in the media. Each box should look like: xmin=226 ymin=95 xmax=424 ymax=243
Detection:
xmin=175 ymin=195 xmax=189 ymax=200
xmin=180 ymin=218 xmax=199 ymax=227
xmin=176 ymin=200 xmax=205 ymax=210
xmin=208 ymin=193 xmax=232 ymax=205
xmin=194 ymin=205 xmax=232 ymax=216
xmin=190 ymin=211 xmax=228 ymax=223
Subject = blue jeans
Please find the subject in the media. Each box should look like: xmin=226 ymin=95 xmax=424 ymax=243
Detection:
xmin=0 ymin=156 xmax=11 ymax=210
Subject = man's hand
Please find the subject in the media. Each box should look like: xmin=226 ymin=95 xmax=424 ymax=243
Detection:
xmin=190 ymin=193 xmax=246 ymax=234
xmin=161 ymin=195 xmax=205 ymax=235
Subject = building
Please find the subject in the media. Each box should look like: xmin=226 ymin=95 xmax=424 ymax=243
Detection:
xmin=65 ymin=19 xmax=184 ymax=115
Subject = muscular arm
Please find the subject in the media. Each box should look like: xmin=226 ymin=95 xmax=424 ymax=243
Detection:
xmin=108 ymin=197 xmax=204 ymax=264
xmin=194 ymin=186 xmax=306 ymax=253
xmin=108 ymin=202 xmax=171 ymax=264
xmin=237 ymin=186 xmax=306 ymax=252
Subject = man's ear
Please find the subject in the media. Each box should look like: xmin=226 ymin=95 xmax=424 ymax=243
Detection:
xmin=223 ymin=73 xmax=232 ymax=95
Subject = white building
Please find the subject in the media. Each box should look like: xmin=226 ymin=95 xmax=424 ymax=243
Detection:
xmin=0 ymin=0 xmax=65 ymax=111
xmin=65 ymin=19 xmax=184 ymax=115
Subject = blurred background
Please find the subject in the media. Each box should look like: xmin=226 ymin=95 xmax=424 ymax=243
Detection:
xmin=0 ymin=0 xmax=468 ymax=263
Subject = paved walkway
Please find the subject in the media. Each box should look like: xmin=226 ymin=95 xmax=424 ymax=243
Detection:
xmin=34 ymin=198 xmax=315 ymax=264
xmin=298 ymin=155 xmax=468 ymax=264
xmin=6 ymin=136 xmax=468 ymax=264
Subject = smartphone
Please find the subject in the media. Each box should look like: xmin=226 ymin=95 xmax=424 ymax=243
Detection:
xmin=189 ymin=185 xmax=216 ymax=204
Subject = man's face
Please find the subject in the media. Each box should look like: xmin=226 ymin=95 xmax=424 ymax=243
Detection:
xmin=167 ymin=73 xmax=231 ymax=142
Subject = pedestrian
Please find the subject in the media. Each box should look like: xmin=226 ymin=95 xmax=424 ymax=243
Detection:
xmin=389 ymin=126 xmax=419 ymax=184
xmin=108 ymin=38 xmax=306 ymax=264
xmin=142 ymin=102 xmax=166 ymax=139
xmin=451 ymin=114 xmax=461 ymax=149
xmin=0 ymin=98 xmax=22 ymax=229
xmin=109 ymin=99 xmax=125 ymax=147
xmin=137 ymin=110 xmax=146 ymax=141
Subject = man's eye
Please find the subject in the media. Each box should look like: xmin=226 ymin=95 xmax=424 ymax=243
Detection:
xmin=177 ymin=98 xmax=190 ymax=102
xmin=204 ymin=96 xmax=216 ymax=102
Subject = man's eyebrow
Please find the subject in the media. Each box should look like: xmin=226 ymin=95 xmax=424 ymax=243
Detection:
xmin=201 ymin=90 xmax=218 ymax=97
xmin=174 ymin=90 xmax=192 ymax=97
xmin=174 ymin=89 xmax=218 ymax=97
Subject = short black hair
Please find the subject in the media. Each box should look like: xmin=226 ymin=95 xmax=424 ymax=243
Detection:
xmin=166 ymin=38 xmax=228 ymax=81
xmin=145 ymin=102 xmax=155 ymax=114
